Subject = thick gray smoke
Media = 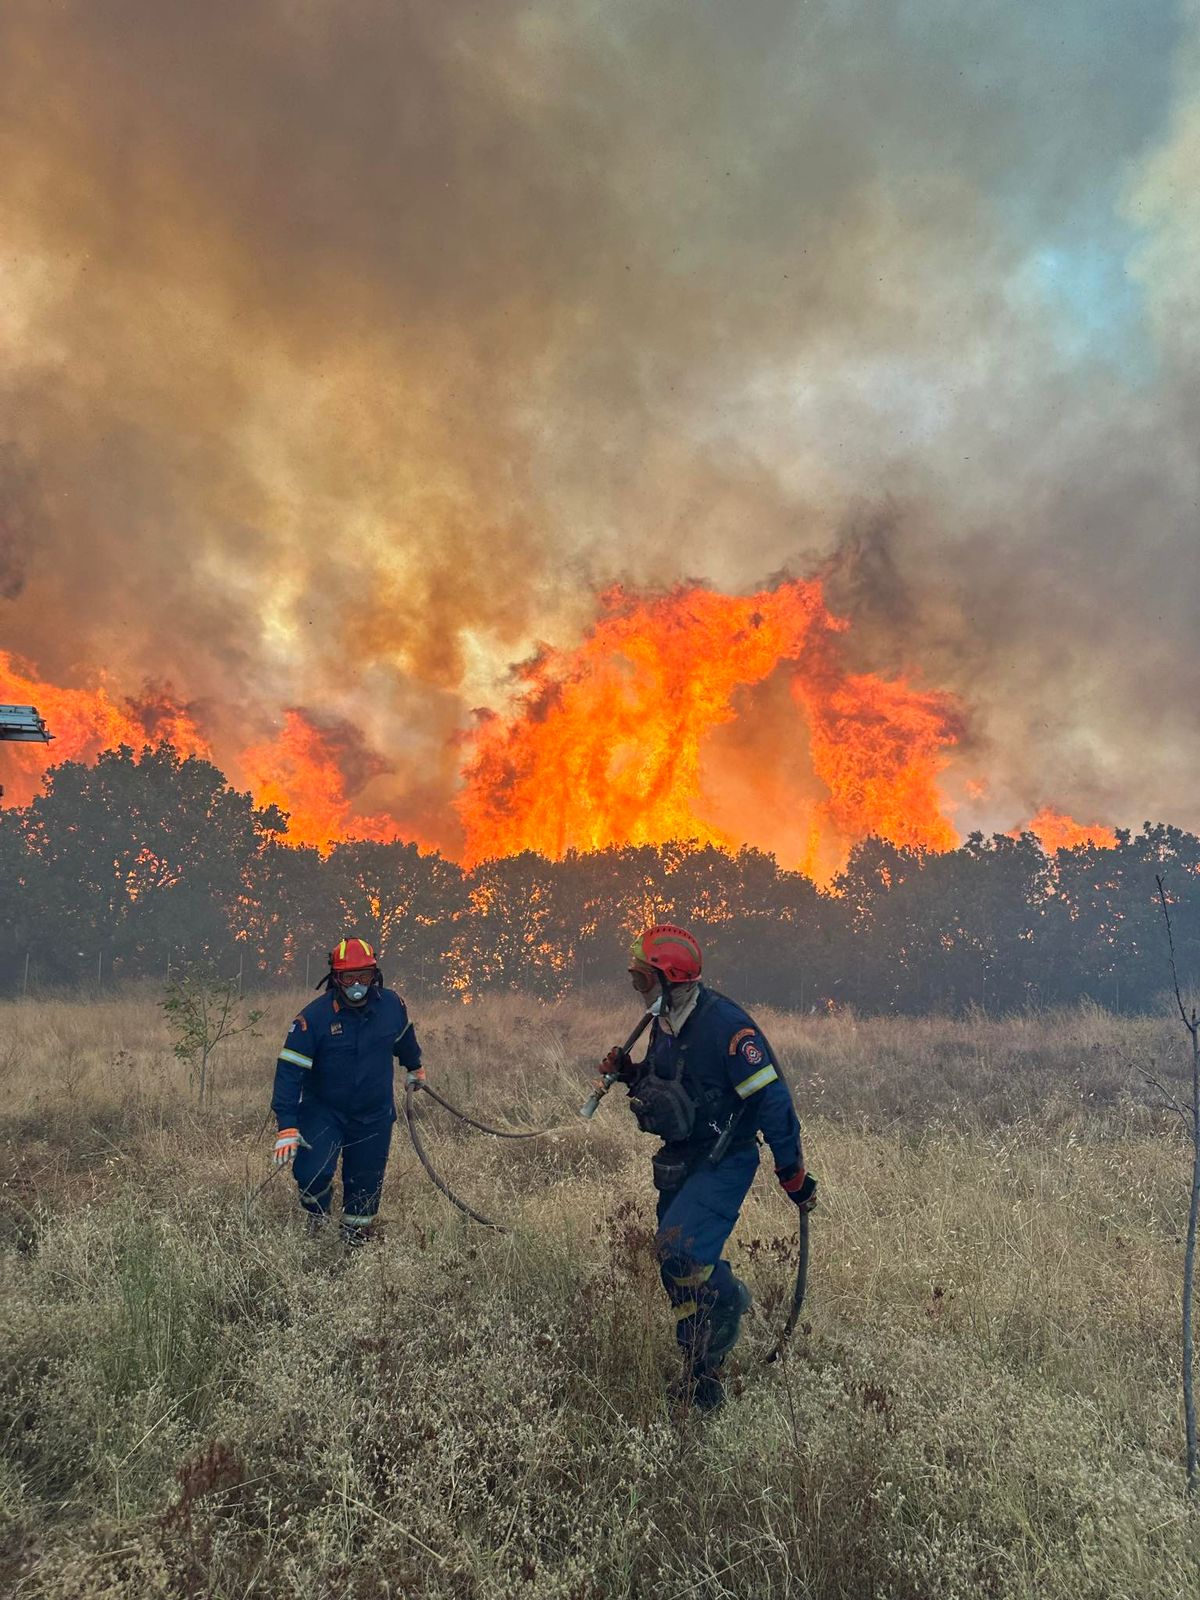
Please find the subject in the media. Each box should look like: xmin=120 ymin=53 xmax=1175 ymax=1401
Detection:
xmin=0 ymin=0 xmax=1195 ymax=845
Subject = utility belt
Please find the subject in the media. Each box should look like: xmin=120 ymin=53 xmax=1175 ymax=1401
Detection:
xmin=632 ymin=1072 xmax=748 ymax=1188
xmin=650 ymin=1131 xmax=757 ymax=1193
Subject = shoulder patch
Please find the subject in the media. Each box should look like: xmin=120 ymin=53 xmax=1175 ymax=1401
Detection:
xmin=289 ymin=1015 xmax=307 ymax=1033
xmin=728 ymin=1026 xmax=756 ymax=1055
xmin=740 ymin=1038 xmax=764 ymax=1066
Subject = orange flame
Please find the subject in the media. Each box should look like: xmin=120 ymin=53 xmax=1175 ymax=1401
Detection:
xmin=799 ymin=672 xmax=962 ymax=861
xmin=0 ymin=648 xmax=208 ymax=804
xmin=4 ymin=595 xmax=1124 ymax=877
xmin=1014 ymin=807 xmax=1118 ymax=852
xmin=456 ymin=579 xmax=963 ymax=878
xmin=236 ymin=709 xmax=420 ymax=851
xmin=0 ymin=656 xmax=427 ymax=849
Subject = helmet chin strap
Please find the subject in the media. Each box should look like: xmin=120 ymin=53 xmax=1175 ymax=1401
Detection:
xmin=655 ymin=970 xmax=674 ymax=1013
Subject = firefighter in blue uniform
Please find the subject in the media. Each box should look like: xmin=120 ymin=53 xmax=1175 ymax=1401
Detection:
xmin=270 ymin=937 xmax=424 ymax=1244
xmin=600 ymin=923 xmax=817 ymax=1412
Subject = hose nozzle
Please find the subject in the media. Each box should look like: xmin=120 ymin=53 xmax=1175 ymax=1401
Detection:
xmin=578 ymin=1009 xmax=654 ymax=1123
xmin=579 ymin=1079 xmax=611 ymax=1120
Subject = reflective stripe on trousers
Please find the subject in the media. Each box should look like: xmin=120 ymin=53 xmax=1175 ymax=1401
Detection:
xmin=654 ymin=1143 xmax=758 ymax=1350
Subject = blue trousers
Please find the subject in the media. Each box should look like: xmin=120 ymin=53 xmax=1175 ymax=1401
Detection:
xmin=292 ymin=1101 xmax=393 ymax=1226
xmin=655 ymin=1143 xmax=759 ymax=1355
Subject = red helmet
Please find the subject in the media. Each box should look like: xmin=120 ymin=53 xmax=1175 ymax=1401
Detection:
xmin=330 ymin=937 xmax=378 ymax=973
xmin=629 ymin=924 xmax=702 ymax=984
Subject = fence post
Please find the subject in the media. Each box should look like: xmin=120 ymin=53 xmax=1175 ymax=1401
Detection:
xmin=97 ymin=950 xmax=103 ymax=986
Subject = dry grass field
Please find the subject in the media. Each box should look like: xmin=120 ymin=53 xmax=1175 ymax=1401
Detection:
xmin=1 ymin=990 xmax=1198 ymax=1598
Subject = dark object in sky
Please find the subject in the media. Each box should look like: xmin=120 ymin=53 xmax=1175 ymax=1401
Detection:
xmin=0 ymin=705 xmax=52 ymax=742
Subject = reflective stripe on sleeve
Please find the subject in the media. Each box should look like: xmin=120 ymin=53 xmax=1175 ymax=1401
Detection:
xmin=733 ymin=1063 xmax=778 ymax=1098
xmin=278 ymin=1048 xmax=314 ymax=1069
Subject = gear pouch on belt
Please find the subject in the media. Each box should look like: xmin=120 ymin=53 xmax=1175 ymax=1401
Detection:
xmin=629 ymin=1074 xmax=696 ymax=1142
xmin=651 ymin=1148 xmax=691 ymax=1192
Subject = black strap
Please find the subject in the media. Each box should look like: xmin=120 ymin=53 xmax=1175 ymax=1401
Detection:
xmin=666 ymin=987 xmax=721 ymax=1080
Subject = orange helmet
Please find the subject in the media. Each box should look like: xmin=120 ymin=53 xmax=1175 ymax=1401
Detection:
xmin=629 ymin=924 xmax=702 ymax=984
xmin=329 ymin=937 xmax=378 ymax=973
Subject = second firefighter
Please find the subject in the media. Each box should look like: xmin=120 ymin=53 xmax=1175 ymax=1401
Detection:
xmin=599 ymin=923 xmax=817 ymax=1412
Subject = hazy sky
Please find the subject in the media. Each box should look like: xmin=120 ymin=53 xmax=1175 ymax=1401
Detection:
xmin=1 ymin=0 xmax=1197 ymax=844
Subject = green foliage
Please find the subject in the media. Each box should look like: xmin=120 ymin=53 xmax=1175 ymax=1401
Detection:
xmin=2 ymin=741 xmax=1200 ymax=1013
xmin=162 ymin=964 xmax=262 ymax=1106
xmin=326 ymin=840 xmax=467 ymax=991
xmin=4 ymin=743 xmax=283 ymax=986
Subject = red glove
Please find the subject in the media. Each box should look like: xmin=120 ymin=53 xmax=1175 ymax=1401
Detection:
xmin=600 ymin=1045 xmax=634 ymax=1083
xmin=777 ymin=1165 xmax=817 ymax=1213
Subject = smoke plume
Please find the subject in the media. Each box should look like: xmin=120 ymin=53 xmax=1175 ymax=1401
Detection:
xmin=0 ymin=0 xmax=1196 ymax=850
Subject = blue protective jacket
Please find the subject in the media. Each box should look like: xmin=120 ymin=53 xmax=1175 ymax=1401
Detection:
xmin=643 ymin=985 xmax=802 ymax=1170
xmin=271 ymin=986 xmax=422 ymax=1129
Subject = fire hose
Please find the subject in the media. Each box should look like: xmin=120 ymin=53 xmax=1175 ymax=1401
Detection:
xmin=403 ymin=1076 xmax=555 ymax=1232
xmin=405 ymin=1009 xmax=656 ymax=1228
xmin=264 ymin=1024 xmax=816 ymax=1355
xmin=765 ymin=1206 xmax=811 ymax=1363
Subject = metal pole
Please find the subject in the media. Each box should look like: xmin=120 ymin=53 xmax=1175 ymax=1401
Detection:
xmin=22 ymin=950 xmax=29 ymax=997
xmin=97 ymin=950 xmax=103 ymax=986
xmin=237 ymin=951 xmax=244 ymax=995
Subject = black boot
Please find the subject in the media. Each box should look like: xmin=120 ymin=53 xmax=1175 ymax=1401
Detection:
xmin=705 ymin=1277 xmax=753 ymax=1366
xmin=667 ymin=1278 xmax=752 ymax=1416
xmin=667 ymin=1362 xmax=727 ymax=1415
xmin=677 ymin=1367 xmax=727 ymax=1413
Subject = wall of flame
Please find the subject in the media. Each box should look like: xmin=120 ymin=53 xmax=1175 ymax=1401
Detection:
xmin=1 ymin=3 xmax=1191 ymax=866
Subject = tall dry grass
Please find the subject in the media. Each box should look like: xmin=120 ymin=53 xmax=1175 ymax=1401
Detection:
xmin=0 ymin=991 xmax=1197 ymax=1598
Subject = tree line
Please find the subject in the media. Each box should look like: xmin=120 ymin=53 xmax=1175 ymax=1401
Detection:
xmin=0 ymin=742 xmax=1197 ymax=1013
